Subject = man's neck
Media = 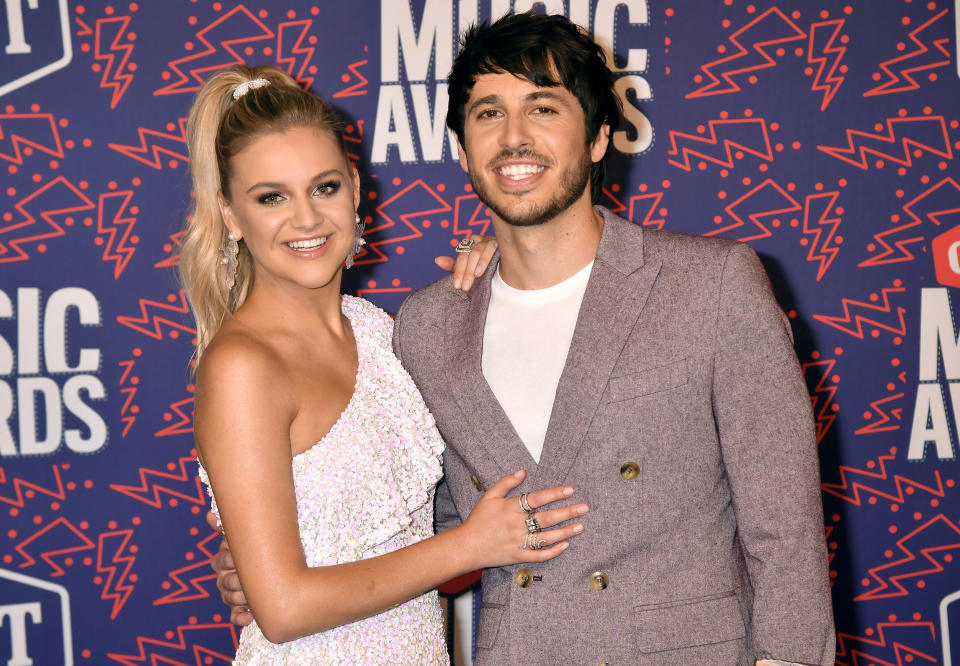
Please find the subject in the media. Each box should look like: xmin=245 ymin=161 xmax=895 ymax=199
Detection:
xmin=493 ymin=199 xmax=603 ymax=290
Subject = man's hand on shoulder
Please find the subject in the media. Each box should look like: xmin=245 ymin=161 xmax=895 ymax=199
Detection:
xmin=206 ymin=510 xmax=253 ymax=627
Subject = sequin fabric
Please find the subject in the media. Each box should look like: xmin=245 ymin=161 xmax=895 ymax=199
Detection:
xmin=199 ymin=296 xmax=449 ymax=664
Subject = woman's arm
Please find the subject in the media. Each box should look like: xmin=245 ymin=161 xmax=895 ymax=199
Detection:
xmin=196 ymin=334 xmax=585 ymax=644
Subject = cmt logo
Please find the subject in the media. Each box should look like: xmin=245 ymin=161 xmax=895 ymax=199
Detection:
xmin=932 ymin=224 xmax=960 ymax=288
xmin=0 ymin=0 xmax=72 ymax=97
xmin=0 ymin=568 xmax=73 ymax=666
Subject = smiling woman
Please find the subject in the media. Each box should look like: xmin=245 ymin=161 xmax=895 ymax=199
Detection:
xmin=175 ymin=65 xmax=587 ymax=664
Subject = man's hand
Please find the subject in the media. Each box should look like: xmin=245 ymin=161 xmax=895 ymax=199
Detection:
xmin=206 ymin=511 xmax=253 ymax=626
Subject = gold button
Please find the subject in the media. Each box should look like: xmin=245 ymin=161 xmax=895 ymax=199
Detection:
xmin=515 ymin=568 xmax=533 ymax=588
xmin=470 ymin=474 xmax=482 ymax=491
xmin=620 ymin=461 xmax=640 ymax=480
xmin=589 ymin=570 xmax=609 ymax=591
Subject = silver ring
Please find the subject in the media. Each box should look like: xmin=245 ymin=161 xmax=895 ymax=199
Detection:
xmin=455 ymin=237 xmax=478 ymax=253
xmin=519 ymin=492 xmax=534 ymax=514
xmin=529 ymin=535 xmax=546 ymax=550
xmin=525 ymin=515 xmax=541 ymax=534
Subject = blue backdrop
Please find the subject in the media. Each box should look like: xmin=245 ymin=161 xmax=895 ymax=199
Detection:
xmin=1 ymin=1 xmax=959 ymax=664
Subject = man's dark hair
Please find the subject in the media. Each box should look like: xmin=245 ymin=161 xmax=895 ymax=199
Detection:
xmin=446 ymin=11 xmax=622 ymax=203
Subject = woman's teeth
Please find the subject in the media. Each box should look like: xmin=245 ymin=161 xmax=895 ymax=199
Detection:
xmin=287 ymin=237 xmax=327 ymax=250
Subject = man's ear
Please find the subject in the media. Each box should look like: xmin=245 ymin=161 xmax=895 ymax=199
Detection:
xmin=217 ymin=191 xmax=241 ymax=240
xmin=456 ymin=139 xmax=470 ymax=173
xmin=590 ymin=124 xmax=611 ymax=163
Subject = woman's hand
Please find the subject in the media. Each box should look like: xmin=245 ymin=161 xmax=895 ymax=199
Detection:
xmin=434 ymin=234 xmax=498 ymax=292
xmin=457 ymin=470 xmax=588 ymax=570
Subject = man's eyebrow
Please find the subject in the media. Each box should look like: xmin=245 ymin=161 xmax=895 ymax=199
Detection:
xmin=524 ymin=90 xmax=571 ymax=106
xmin=466 ymin=94 xmax=501 ymax=115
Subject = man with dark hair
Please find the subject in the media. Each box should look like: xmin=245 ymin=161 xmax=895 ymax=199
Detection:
xmin=394 ymin=10 xmax=835 ymax=665
xmin=213 ymin=10 xmax=834 ymax=664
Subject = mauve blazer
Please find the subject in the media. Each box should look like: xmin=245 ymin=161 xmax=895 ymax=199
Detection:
xmin=393 ymin=208 xmax=835 ymax=665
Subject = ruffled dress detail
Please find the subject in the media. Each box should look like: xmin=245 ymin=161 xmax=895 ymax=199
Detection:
xmin=199 ymin=295 xmax=449 ymax=664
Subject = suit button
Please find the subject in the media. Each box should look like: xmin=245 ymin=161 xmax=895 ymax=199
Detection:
xmin=620 ymin=461 xmax=640 ymax=480
xmin=515 ymin=568 xmax=533 ymax=588
xmin=470 ymin=474 xmax=482 ymax=491
xmin=589 ymin=570 xmax=609 ymax=591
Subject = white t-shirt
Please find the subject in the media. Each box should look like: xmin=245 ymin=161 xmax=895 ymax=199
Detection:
xmin=481 ymin=261 xmax=594 ymax=462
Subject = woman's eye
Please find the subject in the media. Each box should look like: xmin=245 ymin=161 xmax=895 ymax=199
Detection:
xmin=315 ymin=181 xmax=341 ymax=196
xmin=257 ymin=192 xmax=284 ymax=205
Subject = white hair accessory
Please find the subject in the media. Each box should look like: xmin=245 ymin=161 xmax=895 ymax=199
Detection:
xmin=232 ymin=78 xmax=270 ymax=100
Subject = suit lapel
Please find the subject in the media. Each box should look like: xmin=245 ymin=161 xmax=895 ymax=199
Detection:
xmin=531 ymin=211 xmax=662 ymax=488
xmin=443 ymin=258 xmax=537 ymax=476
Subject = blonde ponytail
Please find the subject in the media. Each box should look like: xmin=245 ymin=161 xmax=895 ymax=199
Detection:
xmin=178 ymin=65 xmax=348 ymax=361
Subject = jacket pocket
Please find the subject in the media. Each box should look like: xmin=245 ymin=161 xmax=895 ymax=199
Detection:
xmin=475 ymin=605 xmax=504 ymax=650
xmin=604 ymin=358 xmax=688 ymax=404
xmin=635 ymin=591 xmax=745 ymax=654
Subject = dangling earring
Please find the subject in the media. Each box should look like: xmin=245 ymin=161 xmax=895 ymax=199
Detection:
xmin=345 ymin=213 xmax=366 ymax=269
xmin=220 ymin=232 xmax=239 ymax=289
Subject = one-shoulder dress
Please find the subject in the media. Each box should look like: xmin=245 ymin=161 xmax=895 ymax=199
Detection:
xmin=199 ymin=295 xmax=449 ymax=664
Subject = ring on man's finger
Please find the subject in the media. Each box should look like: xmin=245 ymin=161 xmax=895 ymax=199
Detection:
xmin=519 ymin=492 xmax=534 ymax=514
xmin=525 ymin=515 xmax=541 ymax=534
xmin=455 ymin=237 xmax=478 ymax=253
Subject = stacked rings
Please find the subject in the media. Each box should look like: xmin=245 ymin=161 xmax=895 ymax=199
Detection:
xmin=525 ymin=516 xmax=541 ymax=533
xmin=519 ymin=493 xmax=534 ymax=513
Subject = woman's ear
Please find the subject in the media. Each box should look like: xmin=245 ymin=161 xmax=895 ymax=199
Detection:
xmin=217 ymin=191 xmax=242 ymax=240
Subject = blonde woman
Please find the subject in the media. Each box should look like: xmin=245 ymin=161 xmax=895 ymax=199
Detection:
xmin=179 ymin=64 xmax=587 ymax=663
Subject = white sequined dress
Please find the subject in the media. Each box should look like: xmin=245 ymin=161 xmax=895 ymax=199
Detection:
xmin=199 ymin=295 xmax=449 ymax=664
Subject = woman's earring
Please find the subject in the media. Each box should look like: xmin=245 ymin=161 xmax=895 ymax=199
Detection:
xmin=345 ymin=213 xmax=366 ymax=269
xmin=220 ymin=232 xmax=239 ymax=289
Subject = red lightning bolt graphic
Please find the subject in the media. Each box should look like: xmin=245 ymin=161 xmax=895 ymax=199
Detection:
xmin=855 ymin=393 xmax=905 ymax=435
xmin=706 ymin=178 xmax=801 ymax=241
xmin=802 ymin=191 xmax=842 ymax=281
xmin=96 ymin=189 xmax=137 ymax=278
xmin=14 ymin=517 xmax=95 ymax=575
xmin=667 ymin=117 xmax=773 ymax=171
xmin=687 ymin=7 xmax=806 ymax=98
xmin=0 ymin=465 xmax=66 ymax=507
xmin=0 ymin=176 xmax=96 ymax=263
xmin=818 ymin=115 xmax=952 ymax=170
xmin=802 ymin=357 xmax=837 ymax=444
xmin=155 ymin=531 xmax=220 ymax=605
xmin=155 ymin=397 xmax=195 ymax=438
xmin=97 ymin=529 xmax=137 ymax=619
xmin=812 ymin=282 xmax=907 ymax=339
xmin=334 ymin=58 xmax=370 ymax=98
xmin=806 ymin=19 xmax=845 ymax=111
xmin=118 ymin=354 xmax=140 ymax=437
xmin=108 ymin=117 xmax=189 ymax=170
xmin=835 ymin=620 xmax=937 ymax=666
xmin=107 ymin=622 xmax=238 ymax=665
xmin=110 ymin=454 xmax=205 ymax=509
xmin=865 ymin=9 xmax=951 ymax=97
xmin=361 ymin=180 xmax=447 ymax=265
xmin=855 ymin=514 xmax=960 ymax=601
xmin=94 ymin=15 xmax=135 ymax=108
xmin=155 ymin=6 xmax=274 ymax=96
xmin=0 ymin=113 xmax=64 ymax=164
xmin=628 ymin=191 xmax=666 ymax=230
xmin=116 ymin=290 xmax=196 ymax=340
xmin=155 ymin=229 xmax=186 ymax=268
xmin=860 ymin=177 xmax=960 ymax=266
xmin=450 ymin=192 xmax=491 ymax=239
xmin=822 ymin=447 xmax=944 ymax=505
xmin=276 ymin=20 xmax=315 ymax=88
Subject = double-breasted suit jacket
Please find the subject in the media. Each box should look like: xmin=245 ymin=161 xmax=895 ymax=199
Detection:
xmin=393 ymin=208 xmax=835 ymax=665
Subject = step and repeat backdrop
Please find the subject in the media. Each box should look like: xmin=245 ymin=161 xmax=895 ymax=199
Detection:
xmin=2 ymin=0 xmax=959 ymax=664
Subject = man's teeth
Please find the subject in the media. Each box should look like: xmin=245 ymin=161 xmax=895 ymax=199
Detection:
xmin=287 ymin=237 xmax=327 ymax=250
xmin=497 ymin=164 xmax=544 ymax=180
